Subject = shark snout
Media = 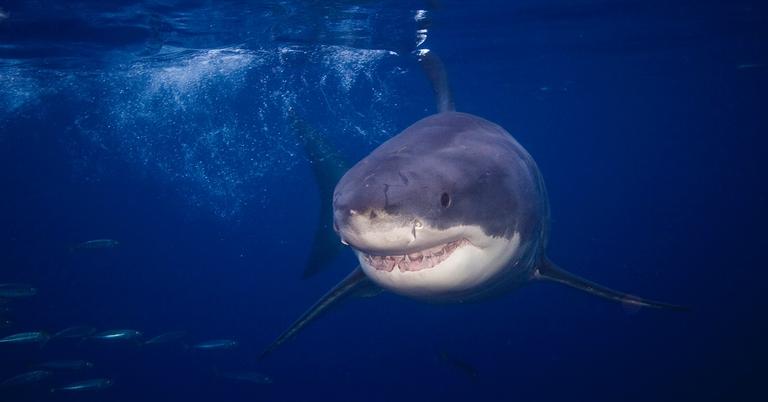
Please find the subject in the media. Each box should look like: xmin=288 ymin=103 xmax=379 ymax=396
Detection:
xmin=333 ymin=167 xmax=413 ymax=219
xmin=333 ymin=160 xmax=434 ymax=252
xmin=332 ymin=205 xmax=422 ymax=254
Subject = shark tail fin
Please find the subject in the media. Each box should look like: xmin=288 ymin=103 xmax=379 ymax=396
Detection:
xmin=259 ymin=267 xmax=378 ymax=360
xmin=534 ymin=258 xmax=688 ymax=311
xmin=287 ymin=109 xmax=348 ymax=279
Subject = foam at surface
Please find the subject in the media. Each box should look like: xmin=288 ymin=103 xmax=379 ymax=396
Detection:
xmin=0 ymin=44 xmax=415 ymax=218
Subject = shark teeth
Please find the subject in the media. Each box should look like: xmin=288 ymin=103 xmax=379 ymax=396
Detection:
xmin=363 ymin=239 xmax=468 ymax=273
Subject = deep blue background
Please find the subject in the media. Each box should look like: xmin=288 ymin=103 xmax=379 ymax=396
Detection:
xmin=1 ymin=1 xmax=766 ymax=401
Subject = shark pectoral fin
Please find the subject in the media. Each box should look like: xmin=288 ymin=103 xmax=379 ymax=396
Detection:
xmin=259 ymin=267 xmax=378 ymax=359
xmin=534 ymin=258 xmax=688 ymax=311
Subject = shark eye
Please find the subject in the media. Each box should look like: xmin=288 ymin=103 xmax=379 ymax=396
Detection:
xmin=440 ymin=192 xmax=451 ymax=208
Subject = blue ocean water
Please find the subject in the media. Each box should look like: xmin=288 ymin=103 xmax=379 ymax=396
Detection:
xmin=1 ymin=0 xmax=766 ymax=401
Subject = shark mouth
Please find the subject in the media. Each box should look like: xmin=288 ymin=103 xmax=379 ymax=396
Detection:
xmin=361 ymin=239 xmax=470 ymax=273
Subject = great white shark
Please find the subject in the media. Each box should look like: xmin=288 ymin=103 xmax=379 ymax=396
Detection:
xmin=261 ymin=50 xmax=684 ymax=358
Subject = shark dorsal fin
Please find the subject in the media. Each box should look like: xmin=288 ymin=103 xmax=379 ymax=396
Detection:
xmin=415 ymin=49 xmax=455 ymax=113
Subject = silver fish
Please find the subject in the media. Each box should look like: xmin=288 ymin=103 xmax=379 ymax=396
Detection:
xmin=192 ymin=339 xmax=238 ymax=350
xmin=92 ymin=329 xmax=142 ymax=341
xmin=73 ymin=239 xmax=120 ymax=250
xmin=219 ymin=371 xmax=273 ymax=384
xmin=36 ymin=360 xmax=94 ymax=370
xmin=0 ymin=283 xmax=37 ymax=298
xmin=51 ymin=378 xmax=113 ymax=392
xmin=0 ymin=370 xmax=51 ymax=387
xmin=0 ymin=331 xmax=50 ymax=344
xmin=53 ymin=326 xmax=97 ymax=339
xmin=737 ymin=63 xmax=766 ymax=70
xmin=144 ymin=331 xmax=186 ymax=345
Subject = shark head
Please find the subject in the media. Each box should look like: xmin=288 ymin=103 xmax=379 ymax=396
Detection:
xmin=333 ymin=112 xmax=549 ymax=301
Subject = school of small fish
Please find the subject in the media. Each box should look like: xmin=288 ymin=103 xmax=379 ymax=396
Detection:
xmin=0 ymin=239 xmax=273 ymax=396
